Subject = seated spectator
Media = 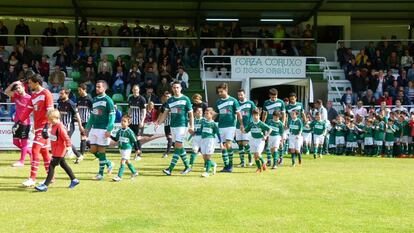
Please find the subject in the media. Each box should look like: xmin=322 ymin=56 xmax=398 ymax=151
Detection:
xmin=156 ymin=76 xmax=171 ymax=97
xmin=355 ymin=48 xmax=368 ymax=68
xmin=174 ymin=66 xmax=189 ymax=89
xmin=0 ymin=45 xmax=10 ymax=62
xmin=401 ymin=49 xmax=413 ymax=71
xmin=373 ymin=70 xmax=387 ymax=99
xmin=16 ymin=45 xmax=33 ymax=69
xmin=145 ymin=41 xmax=157 ymax=61
xmin=131 ymin=52 xmax=145 ymax=72
xmin=392 ymin=99 xmax=407 ymax=113
xmin=260 ymin=42 xmax=273 ymax=56
xmin=406 ymin=81 xmax=414 ymax=104
xmin=100 ymin=25 xmax=112 ymax=47
xmin=97 ymin=55 xmax=113 ymax=75
xmin=57 ymin=22 xmax=69 ymax=44
xmin=145 ymin=57 xmax=158 ymax=76
xmin=131 ymin=41 xmax=145 ymax=61
xmin=84 ymin=56 xmax=97 ymax=73
xmin=387 ymin=51 xmax=400 ymax=70
xmin=348 ymin=69 xmax=366 ymax=98
xmin=143 ymin=87 xmax=159 ymax=104
xmin=89 ymin=41 xmax=101 ymax=62
xmin=53 ymin=45 xmax=69 ymax=68
xmin=187 ymin=40 xmax=199 ymax=68
xmin=361 ymin=89 xmax=376 ymax=106
xmin=395 ymin=89 xmax=410 ymax=105
xmin=352 ymin=101 xmax=367 ymax=118
xmin=96 ymin=66 xmax=112 ymax=87
xmin=301 ymin=41 xmax=315 ymax=56
xmin=144 ymin=101 xmax=158 ymax=124
xmin=74 ymin=40 xmax=86 ymax=61
xmin=144 ymin=66 xmax=159 ymax=85
xmin=38 ymin=55 xmax=50 ymax=78
xmin=89 ymin=27 xmax=100 ymax=47
xmin=373 ymin=49 xmax=387 ymax=71
xmin=191 ymin=93 xmax=208 ymax=113
xmin=408 ymin=63 xmax=414 ymax=81
xmin=81 ymin=66 xmax=95 ymax=93
xmin=20 ymin=63 xmax=34 ymax=81
xmin=113 ymin=55 xmax=127 ymax=74
xmin=387 ymin=80 xmax=399 ymax=99
xmin=171 ymin=56 xmax=184 ymax=77
xmin=113 ymin=66 xmax=125 ymax=93
xmin=376 ymin=90 xmax=393 ymax=106
xmin=126 ymin=64 xmax=142 ymax=96
xmin=2 ymin=65 xmax=17 ymax=89
xmin=114 ymin=105 xmax=122 ymax=123
xmin=48 ymin=65 xmax=65 ymax=93
xmin=340 ymin=87 xmax=357 ymax=106
xmin=159 ymin=56 xmax=172 ymax=80
xmin=245 ymin=42 xmax=257 ymax=56
xmin=30 ymin=38 xmax=43 ymax=62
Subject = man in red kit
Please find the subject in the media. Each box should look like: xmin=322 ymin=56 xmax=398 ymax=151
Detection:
xmin=19 ymin=74 xmax=53 ymax=187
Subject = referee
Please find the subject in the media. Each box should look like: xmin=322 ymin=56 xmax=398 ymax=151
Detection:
xmin=128 ymin=85 xmax=146 ymax=160
xmin=58 ymin=88 xmax=85 ymax=163
xmin=77 ymin=83 xmax=93 ymax=158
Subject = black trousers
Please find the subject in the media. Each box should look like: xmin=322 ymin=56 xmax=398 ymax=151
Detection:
xmin=44 ymin=156 xmax=76 ymax=186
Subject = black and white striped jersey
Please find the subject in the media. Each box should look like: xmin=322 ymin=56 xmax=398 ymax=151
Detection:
xmin=160 ymin=103 xmax=171 ymax=126
xmin=128 ymin=95 xmax=147 ymax=125
xmin=77 ymin=95 xmax=93 ymax=124
xmin=57 ymin=99 xmax=78 ymax=132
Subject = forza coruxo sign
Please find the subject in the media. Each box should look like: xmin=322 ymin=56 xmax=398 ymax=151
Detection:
xmin=231 ymin=56 xmax=306 ymax=78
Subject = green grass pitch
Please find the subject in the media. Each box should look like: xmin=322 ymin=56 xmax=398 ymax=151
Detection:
xmin=1 ymin=152 xmax=414 ymax=233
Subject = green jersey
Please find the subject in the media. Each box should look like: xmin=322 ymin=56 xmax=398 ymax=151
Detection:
xmin=374 ymin=121 xmax=385 ymax=141
xmin=215 ymin=96 xmax=240 ymax=128
xmin=335 ymin=123 xmax=346 ymax=137
xmin=303 ymin=122 xmax=312 ymax=134
xmin=403 ymin=120 xmax=411 ymax=137
xmin=237 ymin=100 xmax=256 ymax=129
xmin=194 ymin=117 xmax=205 ymax=136
xmin=394 ymin=121 xmax=403 ymax=138
xmin=263 ymin=99 xmax=285 ymax=123
xmin=200 ymin=120 xmax=220 ymax=140
xmin=346 ymin=126 xmax=358 ymax=142
xmin=385 ymin=125 xmax=397 ymax=142
xmin=86 ymin=94 xmax=115 ymax=131
xmin=267 ymin=120 xmax=284 ymax=136
xmin=113 ymin=128 xmax=137 ymax=150
xmin=244 ymin=120 xmax=271 ymax=139
xmin=356 ymin=123 xmax=365 ymax=140
xmin=310 ymin=120 xmax=326 ymax=136
xmin=165 ymin=95 xmax=193 ymax=127
xmin=288 ymin=118 xmax=303 ymax=136
xmin=363 ymin=126 xmax=374 ymax=138
xmin=286 ymin=101 xmax=304 ymax=120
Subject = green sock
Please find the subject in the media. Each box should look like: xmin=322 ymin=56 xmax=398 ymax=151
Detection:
xmin=245 ymin=145 xmax=252 ymax=163
xmin=168 ymin=149 xmax=180 ymax=171
xmin=190 ymin=152 xmax=197 ymax=166
xmin=238 ymin=144 xmax=245 ymax=164
xmin=221 ymin=149 xmax=229 ymax=167
xmin=118 ymin=164 xmax=125 ymax=177
xmin=127 ymin=163 xmax=137 ymax=174
xmin=259 ymin=156 xmax=265 ymax=165
xmin=265 ymin=143 xmax=271 ymax=161
xmin=291 ymin=153 xmax=296 ymax=165
xmin=205 ymin=160 xmax=212 ymax=173
xmin=255 ymin=159 xmax=261 ymax=169
xmin=228 ymin=148 xmax=234 ymax=167
xmin=97 ymin=153 xmax=106 ymax=176
xmin=272 ymin=151 xmax=278 ymax=166
xmin=314 ymin=146 xmax=318 ymax=155
xmin=180 ymin=148 xmax=190 ymax=168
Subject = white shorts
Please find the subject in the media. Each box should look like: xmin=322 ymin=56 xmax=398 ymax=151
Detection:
xmin=192 ymin=135 xmax=202 ymax=151
xmin=235 ymin=129 xmax=250 ymax=141
xmin=364 ymin=137 xmax=374 ymax=146
xmin=346 ymin=142 xmax=358 ymax=148
xmin=171 ymin=127 xmax=187 ymax=143
xmin=120 ymin=149 xmax=132 ymax=160
xmin=89 ymin=128 xmax=110 ymax=146
xmin=374 ymin=140 xmax=383 ymax=146
xmin=288 ymin=134 xmax=303 ymax=151
xmin=268 ymin=135 xmax=282 ymax=149
xmin=335 ymin=136 xmax=345 ymax=145
xmin=394 ymin=137 xmax=401 ymax=143
xmin=402 ymin=136 xmax=412 ymax=144
xmin=313 ymin=134 xmax=325 ymax=146
xmin=200 ymin=138 xmax=216 ymax=155
xmin=385 ymin=141 xmax=394 ymax=147
xmin=249 ymin=138 xmax=265 ymax=154
xmin=219 ymin=127 xmax=236 ymax=142
xmin=302 ymin=132 xmax=312 ymax=144
xmin=283 ymin=129 xmax=289 ymax=140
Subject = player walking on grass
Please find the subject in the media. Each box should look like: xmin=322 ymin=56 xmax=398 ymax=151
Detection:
xmin=110 ymin=115 xmax=139 ymax=181
xmin=267 ymin=111 xmax=284 ymax=169
xmin=85 ymin=80 xmax=115 ymax=180
xmin=189 ymin=107 xmax=204 ymax=167
xmin=236 ymin=89 xmax=256 ymax=167
xmin=128 ymin=85 xmax=146 ymax=160
xmin=215 ymin=83 xmax=243 ymax=173
xmin=5 ymin=81 xmax=32 ymax=167
xmin=159 ymin=91 xmax=173 ymax=158
xmin=200 ymin=108 xmax=220 ymax=177
xmin=155 ymin=81 xmax=194 ymax=176
xmin=57 ymin=88 xmax=85 ymax=163
xmin=77 ymin=84 xmax=93 ymax=158
xmin=35 ymin=109 xmax=79 ymax=192
xmin=244 ymin=109 xmax=272 ymax=173
xmin=310 ymin=112 xmax=326 ymax=158
xmin=288 ymin=110 xmax=303 ymax=167
xmin=19 ymin=74 xmax=53 ymax=187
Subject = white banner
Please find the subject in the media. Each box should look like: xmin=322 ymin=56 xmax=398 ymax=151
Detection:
xmin=231 ymin=56 xmax=306 ymax=79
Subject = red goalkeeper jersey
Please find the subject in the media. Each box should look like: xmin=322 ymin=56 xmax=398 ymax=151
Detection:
xmin=50 ymin=122 xmax=71 ymax=157
xmin=20 ymin=88 xmax=53 ymax=131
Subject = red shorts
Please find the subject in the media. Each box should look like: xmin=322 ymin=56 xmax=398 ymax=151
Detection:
xmin=33 ymin=130 xmax=49 ymax=148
